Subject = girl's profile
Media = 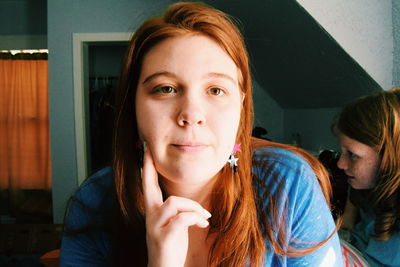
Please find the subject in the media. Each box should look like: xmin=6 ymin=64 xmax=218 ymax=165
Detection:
xmin=337 ymin=88 xmax=400 ymax=267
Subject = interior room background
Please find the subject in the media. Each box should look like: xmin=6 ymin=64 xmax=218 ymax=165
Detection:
xmin=0 ymin=0 xmax=399 ymax=226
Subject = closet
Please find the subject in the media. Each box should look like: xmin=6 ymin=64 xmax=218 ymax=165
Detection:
xmin=87 ymin=42 xmax=128 ymax=174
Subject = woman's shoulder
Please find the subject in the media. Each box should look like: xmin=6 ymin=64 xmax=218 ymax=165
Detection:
xmin=252 ymin=144 xmax=313 ymax=178
xmin=65 ymin=166 xmax=115 ymax=232
xmin=252 ymin=141 xmax=342 ymax=266
xmin=75 ymin=166 xmax=114 ymax=206
xmin=253 ymin=145 xmax=307 ymax=165
xmin=251 ymin=141 xmax=319 ymax=196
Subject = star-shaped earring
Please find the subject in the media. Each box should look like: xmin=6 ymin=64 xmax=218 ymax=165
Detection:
xmin=227 ymin=154 xmax=238 ymax=168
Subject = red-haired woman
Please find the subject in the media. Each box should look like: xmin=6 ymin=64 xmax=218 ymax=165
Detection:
xmin=60 ymin=2 xmax=342 ymax=266
xmin=337 ymin=88 xmax=400 ymax=267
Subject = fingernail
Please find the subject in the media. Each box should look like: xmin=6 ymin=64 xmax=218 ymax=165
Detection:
xmin=203 ymin=209 xmax=212 ymax=218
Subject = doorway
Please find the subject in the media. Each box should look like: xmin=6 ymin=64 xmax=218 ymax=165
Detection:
xmin=72 ymin=33 xmax=130 ymax=185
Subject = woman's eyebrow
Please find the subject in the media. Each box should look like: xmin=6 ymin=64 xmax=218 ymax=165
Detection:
xmin=142 ymin=71 xmax=177 ymax=84
xmin=204 ymin=72 xmax=236 ymax=86
xmin=142 ymin=71 xmax=237 ymax=86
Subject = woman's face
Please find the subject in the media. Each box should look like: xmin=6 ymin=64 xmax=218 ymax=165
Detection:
xmin=337 ymin=132 xmax=380 ymax=189
xmin=136 ymin=35 xmax=243 ymax=185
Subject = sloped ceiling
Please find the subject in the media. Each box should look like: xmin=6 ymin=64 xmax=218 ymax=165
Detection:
xmin=205 ymin=0 xmax=382 ymax=109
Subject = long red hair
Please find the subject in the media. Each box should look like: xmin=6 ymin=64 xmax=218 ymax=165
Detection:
xmin=112 ymin=2 xmax=334 ymax=266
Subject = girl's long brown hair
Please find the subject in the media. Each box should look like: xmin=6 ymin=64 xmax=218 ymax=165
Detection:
xmin=336 ymin=88 xmax=400 ymax=241
xmin=112 ymin=2 xmax=334 ymax=266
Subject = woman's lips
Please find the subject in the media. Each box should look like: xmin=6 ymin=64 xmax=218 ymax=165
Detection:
xmin=344 ymin=171 xmax=354 ymax=178
xmin=172 ymin=144 xmax=208 ymax=152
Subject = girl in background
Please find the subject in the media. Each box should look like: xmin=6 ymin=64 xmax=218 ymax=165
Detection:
xmin=337 ymin=88 xmax=400 ymax=267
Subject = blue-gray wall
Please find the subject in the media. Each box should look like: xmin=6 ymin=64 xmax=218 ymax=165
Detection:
xmin=284 ymin=108 xmax=342 ymax=153
xmin=0 ymin=0 xmax=47 ymax=49
xmin=393 ymin=0 xmax=400 ymax=87
xmin=0 ymin=0 xmax=46 ymax=35
xmin=252 ymin=80 xmax=284 ymax=143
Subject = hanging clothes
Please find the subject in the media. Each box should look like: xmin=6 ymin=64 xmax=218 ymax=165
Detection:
xmin=88 ymin=76 xmax=117 ymax=174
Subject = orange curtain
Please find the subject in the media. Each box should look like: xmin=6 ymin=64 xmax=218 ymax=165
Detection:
xmin=0 ymin=59 xmax=51 ymax=190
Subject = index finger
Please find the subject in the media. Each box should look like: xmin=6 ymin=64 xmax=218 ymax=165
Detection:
xmin=142 ymin=145 xmax=164 ymax=212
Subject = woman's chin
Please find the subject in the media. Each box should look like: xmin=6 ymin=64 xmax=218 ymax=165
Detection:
xmin=155 ymin=157 xmax=225 ymax=181
xmin=158 ymin=166 xmax=220 ymax=186
xmin=348 ymin=181 xmax=373 ymax=190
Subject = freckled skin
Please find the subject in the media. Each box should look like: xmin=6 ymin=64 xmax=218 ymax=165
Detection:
xmin=337 ymin=132 xmax=381 ymax=189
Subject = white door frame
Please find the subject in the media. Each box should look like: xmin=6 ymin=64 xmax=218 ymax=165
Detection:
xmin=72 ymin=32 xmax=132 ymax=185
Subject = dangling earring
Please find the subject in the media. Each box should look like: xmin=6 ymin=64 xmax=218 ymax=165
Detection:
xmin=227 ymin=143 xmax=241 ymax=173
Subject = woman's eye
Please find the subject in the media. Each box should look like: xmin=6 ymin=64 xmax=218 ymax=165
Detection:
xmin=154 ymin=86 xmax=177 ymax=94
xmin=209 ymin=88 xmax=224 ymax=96
xmin=348 ymin=151 xmax=358 ymax=160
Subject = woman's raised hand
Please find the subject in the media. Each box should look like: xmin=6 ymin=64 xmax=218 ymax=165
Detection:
xmin=142 ymin=147 xmax=212 ymax=267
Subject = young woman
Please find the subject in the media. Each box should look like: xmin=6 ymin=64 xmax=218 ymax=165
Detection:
xmin=336 ymin=88 xmax=400 ymax=267
xmin=60 ymin=2 xmax=342 ymax=266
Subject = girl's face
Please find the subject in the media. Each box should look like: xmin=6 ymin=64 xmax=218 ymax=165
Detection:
xmin=136 ymin=35 xmax=243 ymax=185
xmin=337 ymin=132 xmax=380 ymax=189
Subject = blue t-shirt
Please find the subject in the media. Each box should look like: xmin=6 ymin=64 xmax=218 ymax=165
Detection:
xmin=350 ymin=209 xmax=400 ymax=267
xmin=60 ymin=147 xmax=343 ymax=266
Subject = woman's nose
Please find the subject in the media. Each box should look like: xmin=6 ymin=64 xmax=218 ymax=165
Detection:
xmin=336 ymin=154 xmax=347 ymax=170
xmin=176 ymin=97 xmax=206 ymax=126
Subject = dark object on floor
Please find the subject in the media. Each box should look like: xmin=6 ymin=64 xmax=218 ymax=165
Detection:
xmin=0 ymin=253 xmax=43 ymax=267
xmin=0 ymin=224 xmax=62 ymax=254
xmin=0 ymin=189 xmax=53 ymax=224
xmin=15 ymin=190 xmax=53 ymax=224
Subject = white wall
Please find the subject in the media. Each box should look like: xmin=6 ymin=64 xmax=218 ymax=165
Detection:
xmin=297 ymin=0 xmax=393 ymax=90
